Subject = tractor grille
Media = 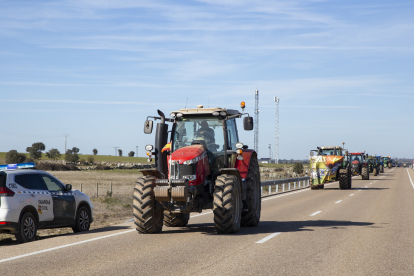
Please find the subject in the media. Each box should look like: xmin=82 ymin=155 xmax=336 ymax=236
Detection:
xmin=170 ymin=162 xmax=197 ymax=179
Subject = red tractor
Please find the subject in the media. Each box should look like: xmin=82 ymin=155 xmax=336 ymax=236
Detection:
xmin=348 ymin=152 xmax=370 ymax=180
xmin=133 ymin=103 xmax=261 ymax=234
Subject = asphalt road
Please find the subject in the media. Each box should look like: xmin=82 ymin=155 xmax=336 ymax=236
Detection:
xmin=1 ymin=167 xmax=413 ymax=275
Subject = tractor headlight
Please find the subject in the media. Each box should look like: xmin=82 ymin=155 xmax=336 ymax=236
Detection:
xmin=170 ymin=113 xmax=176 ymax=118
xmin=220 ymin=111 xmax=226 ymax=116
xmin=176 ymin=113 xmax=183 ymax=118
xmin=182 ymin=175 xmax=196 ymax=181
xmin=183 ymin=158 xmax=197 ymax=165
xmin=145 ymin=144 xmax=153 ymax=151
xmin=212 ymin=112 xmax=220 ymax=116
xmin=235 ymin=142 xmax=244 ymax=149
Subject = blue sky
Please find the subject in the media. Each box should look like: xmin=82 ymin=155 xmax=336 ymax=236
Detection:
xmin=0 ymin=0 xmax=413 ymax=159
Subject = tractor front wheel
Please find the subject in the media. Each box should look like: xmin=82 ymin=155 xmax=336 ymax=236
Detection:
xmin=163 ymin=211 xmax=189 ymax=227
xmin=213 ymin=175 xmax=242 ymax=234
xmin=339 ymin=169 xmax=350 ymax=190
xmin=133 ymin=176 xmax=163 ymax=234
xmin=241 ymin=157 xmax=261 ymax=227
xmin=361 ymin=166 xmax=369 ymax=180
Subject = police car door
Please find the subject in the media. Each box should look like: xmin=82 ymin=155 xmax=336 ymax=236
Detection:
xmin=17 ymin=174 xmax=54 ymax=222
xmin=39 ymin=174 xmax=76 ymax=224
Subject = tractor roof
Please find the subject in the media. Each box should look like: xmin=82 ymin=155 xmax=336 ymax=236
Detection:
xmin=172 ymin=106 xmax=240 ymax=116
xmin=320 ymin=146 xmax=342 ymax=150
xmin=349 ymin=152 xmax=364 ymax=155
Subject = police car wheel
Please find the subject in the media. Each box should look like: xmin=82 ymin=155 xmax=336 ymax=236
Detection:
xmin=72 ymin=206 xmax=91 ymax=233
xmin=15 ymin=212 xmax=37 ymax=243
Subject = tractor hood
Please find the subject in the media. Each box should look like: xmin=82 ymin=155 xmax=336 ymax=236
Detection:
xmin=170 ymin=145 xmax=206 ymax=164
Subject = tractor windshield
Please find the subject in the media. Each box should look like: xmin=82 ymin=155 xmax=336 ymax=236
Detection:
xmin=350 ymin=155 xmax=364 ymax=162
xmin=172 ymin=117 xmax=225 ymax=166
xmin=319 ymin=149 xmax=340 ymax=156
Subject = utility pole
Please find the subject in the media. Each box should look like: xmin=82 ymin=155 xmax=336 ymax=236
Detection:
xmin=268 ymin=144 xmax=271 ymax=162
xmin=62 ymin=133 xmax=70 ymax=153
xmin=136 ymin=146 xmax=138 ymax=157
xmin=113 ymin=147 xmax=119 ymax=156
xmin=254 ymin=89 xmax=259 ymax=156
xmin=275 ymin=96 xmax=279 ymax=164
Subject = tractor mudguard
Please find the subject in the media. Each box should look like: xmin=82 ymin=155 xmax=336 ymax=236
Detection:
xmin=141 ymin=169 xmax=164 ymax=179
xmin=234 ymin=149 xmax=255 ymax=180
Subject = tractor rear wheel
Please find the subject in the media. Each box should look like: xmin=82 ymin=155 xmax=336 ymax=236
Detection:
xmin=133 ymin=176 xmax=163 ymax=234
xmin=163 ymin=211 xmax=189 ymax=227
xmin=213 ymin=174 xmax=242 ymax=234
xmin=361 ymin=166 xmax=369 ymax=180
xmin=339 ymin=169 xmax=349 ymax=190
xmin=241 ymin=157 xmax=261 ymax=227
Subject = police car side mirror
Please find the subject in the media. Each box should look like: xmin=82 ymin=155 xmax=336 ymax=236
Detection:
xmin=65 ymin=184 xmax=72 ymax=191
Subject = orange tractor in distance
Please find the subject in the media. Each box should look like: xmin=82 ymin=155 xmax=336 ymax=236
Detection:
xmin=133 ymin=103 xmax=261 ymax=234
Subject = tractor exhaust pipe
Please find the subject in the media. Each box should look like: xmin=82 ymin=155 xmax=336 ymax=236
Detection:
xmin=155 ymin=110 xmax=168 ymax=178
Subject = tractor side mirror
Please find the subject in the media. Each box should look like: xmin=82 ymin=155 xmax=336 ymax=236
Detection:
xmin=144 ymin=120 xmax=153 ymax=134
xmin=65 ymin=184 xmax=72 ymax=191
xmin=243 ymin=117 xmax=254 ymax=131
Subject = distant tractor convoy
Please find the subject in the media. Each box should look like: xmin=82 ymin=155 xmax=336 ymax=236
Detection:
xmin=134 ymin=103 xmax=261 ymax=234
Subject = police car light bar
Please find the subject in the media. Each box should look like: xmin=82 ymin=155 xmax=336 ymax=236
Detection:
xmin=0 ymin=162 xmax=36 ymax=170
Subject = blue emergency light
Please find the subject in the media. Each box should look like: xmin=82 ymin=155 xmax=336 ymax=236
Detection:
xmin=0 ymin=162 xmax=36 ymax=170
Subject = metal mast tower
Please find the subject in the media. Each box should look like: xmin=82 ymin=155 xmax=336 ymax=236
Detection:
xmin=62 ymin=133 xmax=69 ymax=153
xmin=254 ymin=89 xmax=259 ymax=155
xmin=275 ymin=97 xmax=279 ymax=164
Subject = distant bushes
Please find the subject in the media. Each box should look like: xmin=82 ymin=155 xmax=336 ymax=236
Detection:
xmin=36 ymin=162 xmax=79 ymax=171
xmin=95 ymin=164 xmax=111 ymax=170
xmin=5 ymin=150 xmax=27 ymax=164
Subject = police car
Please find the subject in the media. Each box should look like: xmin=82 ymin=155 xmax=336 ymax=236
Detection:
xmin=0 ymin=162 xmax=93 ymax=242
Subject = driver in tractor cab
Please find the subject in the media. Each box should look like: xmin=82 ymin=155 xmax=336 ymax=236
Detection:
xmin=196 ymin=120 xmax=215 ymax=143
xmin=354 ymin=156 xmax=360 ymax=163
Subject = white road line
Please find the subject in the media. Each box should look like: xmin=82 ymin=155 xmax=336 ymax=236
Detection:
xmin=358 ymin=189 xmax=361 ymax=191
xmin=191 ymin=211 xmax=213 ymax=218
xmin=406 ymin=168 xmax=414 ymax=189
xmin=365 ymin=186 xmax=368 ymax=187
xmin=335 ymin=200 xmax=342 ymax=203
xmin=310 ymin=211 xmax=322 ymax=216
xmin=350 ymin=194 xmax=354 ymax=196
xmin=256 ymin=232 xmax=281 ymax=244
xmin=124 ymin=218 xmax=134 ymax=223
xmin=0 ymin=229 xmax=136 ymax=264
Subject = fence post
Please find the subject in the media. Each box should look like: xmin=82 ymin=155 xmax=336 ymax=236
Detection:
xmin=261 ymin=187 xmax=263 ymax=196
xmin=97 ymin=182 xmax=98 ymax=198
xmin=289 ymin=183 xmax=291 ymax=190
xmin=294 ymin=182 xmax=296 ymax=189
xmin=111 ymin=182 xmax=112 ymax=195
xmin=269 ymin=185 xmax=271 ymax=195
xmin=81 ymin=183 xmax=82 ymax=192
xmin=276 ymin=185 xmax=278 ymax=193
xmin=283 ymin=184 xmax=285 ymax=192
